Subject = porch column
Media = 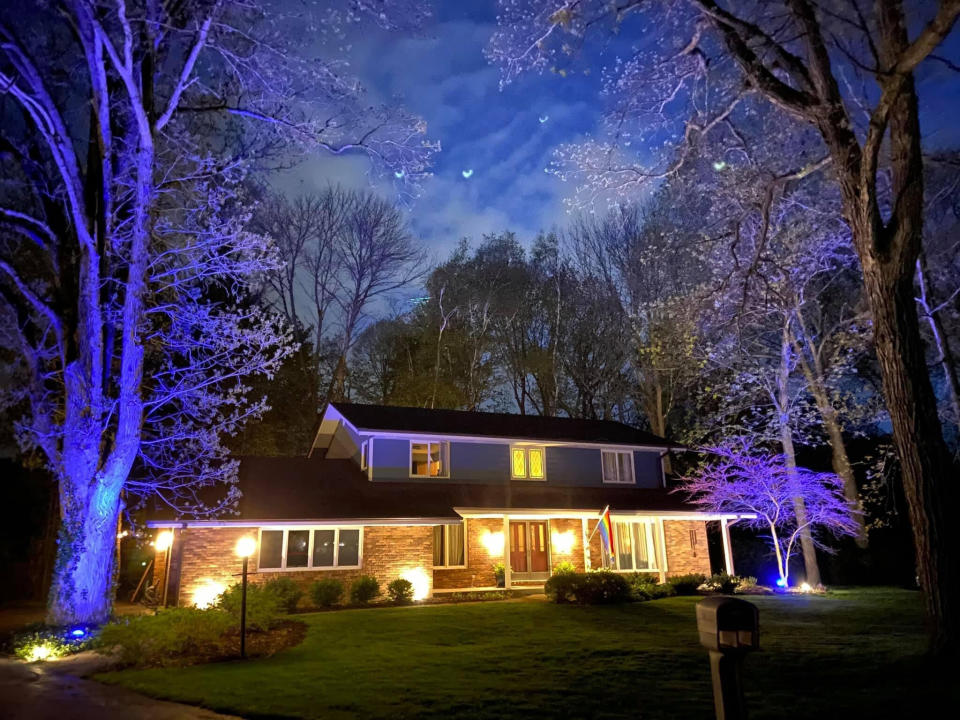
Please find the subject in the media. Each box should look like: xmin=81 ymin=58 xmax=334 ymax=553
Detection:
xmin=581 ymin=518 xmax=590 ymax=570
xmin=721 ymin=519 xmax=735 ymax=576
xmin=502 ymin=515 xmax=511 ymax=589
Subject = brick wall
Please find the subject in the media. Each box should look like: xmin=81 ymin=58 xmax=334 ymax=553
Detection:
xmin=663 ymin=520 xmax=711 ymax=576
xmin=166 ymin=525 xmax=434 ymax=607
xmin=433 ymin=518 xmax=503 ymax=589
xmin=549 ymin=518 xmax=586 ymax=572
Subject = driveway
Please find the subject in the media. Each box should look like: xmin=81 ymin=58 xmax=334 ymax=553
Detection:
xmin=0 ymin=654 xmax=239 ymax=720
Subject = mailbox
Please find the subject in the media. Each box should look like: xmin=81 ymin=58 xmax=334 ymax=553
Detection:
xmin=696 ymin=596 xmax=759 ymax=653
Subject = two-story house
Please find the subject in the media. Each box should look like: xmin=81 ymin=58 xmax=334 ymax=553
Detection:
xmin=147 ymin=402 xmax=748 ymax=606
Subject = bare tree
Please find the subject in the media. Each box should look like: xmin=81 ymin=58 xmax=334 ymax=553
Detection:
xmin=491 ymin=0 xmax=960 ymax=654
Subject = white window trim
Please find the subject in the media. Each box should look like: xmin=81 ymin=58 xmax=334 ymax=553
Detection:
xmin=360 ymin=440 xmax=369 ymax=471
xmin=431 ymin=519 xmax=468 ymax=569
xmin=256 ymin=526 xmax=363 ymax=572
xmin=510 ymin=445 xmax=547 ymax=481
xmin=409 ymin=439 xmax=451 ymax=478
xmin=601 ymin=449 xmax=635 ymax=484
xmin=606 ymin=519 xmax=663 ymax=573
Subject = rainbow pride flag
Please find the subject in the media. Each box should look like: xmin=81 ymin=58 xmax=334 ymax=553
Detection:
xmin=595 ymin=506 xmax=614 ymax=565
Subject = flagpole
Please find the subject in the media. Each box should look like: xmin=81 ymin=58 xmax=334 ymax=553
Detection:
xmin=586 ymin=505 xmax=610 ymax=542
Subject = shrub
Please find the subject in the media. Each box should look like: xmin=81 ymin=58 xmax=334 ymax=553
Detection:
xmin=545 ymin=571 xmax=631 ymax=604
xmin=387 ymin=578 xmax=414 ymax=604
xmin=553 ymin=561 xmax=577 ymax=575
xmin=13 ymin=625 xmax=94 ymax=662
xmin=544 ymin=572 xmax=579 ymax=603
xmin=310 ymin=578 xmax=344 ymax=607
xmin=735 ymin=576 xmax=760 ymax=593
xmin=701 ymin=572 xmax=739 ymax=594
xmin=218 ymin=582 xmax=284 ymax=630
xmin=492 ymin=562 xmax=506 ymax=587
xmin=263 ymin=576 xmax=303 ymax=612
xmin=669 ymin=573 xmax=708 ymax=595
xmin=350 ymin=575 xmax=380 ymax=605
xmin=96 ymin=608 xmax=233 ymax=667
xmin=624 ymin=573 xmax=676 ymax=601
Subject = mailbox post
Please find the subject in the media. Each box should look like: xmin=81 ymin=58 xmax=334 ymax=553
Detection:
xmin=696 ymin=596 xmax=759 ymax=720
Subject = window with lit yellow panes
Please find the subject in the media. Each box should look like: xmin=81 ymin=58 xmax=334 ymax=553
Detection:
xmin=511 ymin=445 xmax=546 ymax=480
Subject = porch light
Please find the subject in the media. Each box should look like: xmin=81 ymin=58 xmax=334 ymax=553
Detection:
xmin=800 ymin=582 xmax=812 ymax=593
xmin=551 ymin=530 xmax=575 ymax=554
xmin=236 ymin=536 xmax=257 ymax=557
xmin=481 ymin=530 xmax=505 ymax=556
xmin=192 ymin=580 xmax=226 ymax=609
xmin=401 ymin=567 xmax=430 ymax=601
xmin=154 ymin=531 xmax=173 ymax=551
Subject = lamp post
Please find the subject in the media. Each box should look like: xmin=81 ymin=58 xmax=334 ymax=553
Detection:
xmin=235 ymin=536 xmax=257 ymax=659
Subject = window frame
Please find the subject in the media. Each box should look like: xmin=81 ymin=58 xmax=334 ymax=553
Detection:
xmin=600 ymin=449 xmax=635 ymax=484
xmin=409 ymin=439 xmax=451 ymax=478
xmin=431 ymin=520 xmax=467 ymax=569
xmin=605 ymin=520 xmax=663 ymax=573
xmin=256 ymin=526 xmax=364 ymax=572
xmin=510 ymin=445 xmax=547 ymax=481
xmin=360 ymin=440 xmax=369 ymax=471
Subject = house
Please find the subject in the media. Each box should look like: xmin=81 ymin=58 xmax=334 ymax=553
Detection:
xmin=147 ymin=403 xmax=749 ymax=607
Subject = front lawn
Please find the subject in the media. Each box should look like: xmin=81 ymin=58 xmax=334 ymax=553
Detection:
xmin=97 ymin=588 xmax=954 ymax=719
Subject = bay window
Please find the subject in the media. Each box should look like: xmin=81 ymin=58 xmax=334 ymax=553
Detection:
xmin=258 ymin=527 xmax=362 ymax=570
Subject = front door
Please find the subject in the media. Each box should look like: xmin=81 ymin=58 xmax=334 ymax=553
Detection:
xmin=509 ymin=521 xmax=550 ymax=578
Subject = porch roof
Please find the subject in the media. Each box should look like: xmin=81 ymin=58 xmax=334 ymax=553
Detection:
xmin=145 ymin=456 xmax=703 ymax=526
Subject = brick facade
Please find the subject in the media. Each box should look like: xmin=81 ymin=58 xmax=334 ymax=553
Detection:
xmin=663 ymin=520 xmax=711 ymax=576
xmin=155 ymin=516 xmax=712 ymax=605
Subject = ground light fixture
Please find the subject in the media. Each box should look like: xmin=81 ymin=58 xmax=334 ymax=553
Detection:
xmin=235 ymin=536 xmax=257 ymax=659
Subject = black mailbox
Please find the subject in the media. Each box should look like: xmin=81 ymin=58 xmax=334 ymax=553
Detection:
xmin=696 ymin=596 xmax=760 ymax=653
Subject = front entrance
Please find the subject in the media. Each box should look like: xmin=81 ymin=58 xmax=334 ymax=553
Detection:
xmin=509 ymin=521 xmax=549 ymax=579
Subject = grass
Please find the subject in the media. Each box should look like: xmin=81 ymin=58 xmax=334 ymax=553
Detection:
xmin=96 ymin=588 xmax=955 ymax=719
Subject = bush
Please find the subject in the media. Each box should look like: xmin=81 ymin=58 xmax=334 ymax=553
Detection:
xmin=13 ymin=625 xmax=94 ymax=662
xmin=553 ymin=561 xmax=577 ymax=575
xmin=545 ymin=571 xmax=631 ymax=604
xmin=350 ymin=575 xmax=380 ymax=605
xmin=310 ymin=578 xmax=344 ymax=607
xmin=96 ymin=608 xmax=233 ymax=667
xmin=701 ymin=572 xmax=738 ymax=594
xmin=492 ymin=562 xmax=506 ymax=587
xmin=669 ymin=573 xmax=708 ymax=595
xmin=735 ymin=576 xmax=759 ymax=593
xmin=218 ymin=582 xmax=284 ymax=630
xmin=387 ymin=578 xmax=414 ymax=604
xmin=263 ymin=576 xmax=303 ymax=612
xmin=624 ymin=573 xmax=676 ymax=601
xmin=544 ymin=572 xmax=579 ymax=603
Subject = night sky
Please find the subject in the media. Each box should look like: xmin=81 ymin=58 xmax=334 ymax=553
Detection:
xmin=280 ymin=1 xmax=960 ymax=261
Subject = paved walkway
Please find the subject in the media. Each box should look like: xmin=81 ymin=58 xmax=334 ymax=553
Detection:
xmin=0 ymin=654 xmax=239 ymax=720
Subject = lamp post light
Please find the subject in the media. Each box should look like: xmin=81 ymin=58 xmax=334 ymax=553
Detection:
xmin=235 ymin=536 xmax=257 ymax=659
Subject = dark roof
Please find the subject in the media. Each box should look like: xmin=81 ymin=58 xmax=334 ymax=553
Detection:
xmin=330 ymin=402 xmax=680 ymax=448
xmin=148 ymin=457 xmax=700 ymax=523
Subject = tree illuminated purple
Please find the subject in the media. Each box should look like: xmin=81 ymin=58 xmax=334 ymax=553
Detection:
xmin=679 ymin=438 xmax=860 ymax=587
xmin=0 ymin=0 xmax=435 ymax=626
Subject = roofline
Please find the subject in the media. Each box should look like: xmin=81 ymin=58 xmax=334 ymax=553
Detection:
xmin=453 ymin=508 xmax=754 ymax=520
xmin=352 ymin=428 xmax=681 ymax=451
xmin=146 ymin=517 xmax=461 ymax=529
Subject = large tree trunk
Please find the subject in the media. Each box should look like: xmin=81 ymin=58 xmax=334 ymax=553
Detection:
xmin=47 ymin=476 xmax=123 ymax=626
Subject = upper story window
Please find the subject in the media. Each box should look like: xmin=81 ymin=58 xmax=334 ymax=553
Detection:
xmin=601 ymin=449 xmax=634 ymax=484
xmin=411 ymin=441 xmax=449 ymax=477
xmin=511 ymin=445 xmax=546 ymax=480
xmin=258 ymin=527 xmax=362 ymax=571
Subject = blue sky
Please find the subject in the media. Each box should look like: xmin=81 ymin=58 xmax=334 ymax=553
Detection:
xmin=279 ymin=1 xmax=960 ymax=262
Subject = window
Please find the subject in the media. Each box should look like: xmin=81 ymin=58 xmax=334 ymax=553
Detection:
xmin=410 ymin=441 xmax=449 ymax=477
xmin=601 ymin=450 xmax=634 ymax=484
xmin=606 ymin=521 xmax=662 ymax=572
xmin=258 ymin=528 xmax=362 ymax=570
xmin=511 ymin=446 xmax=546 ymax=480
xmin=433 ymin=522 xmax=466 ymax=567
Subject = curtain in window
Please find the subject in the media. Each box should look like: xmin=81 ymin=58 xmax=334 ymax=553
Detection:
xmin=615 ymin=522 xmax=634 ymax=570
xmin=448 ymin=522 xmax=465 ymax=565
xmin=433 ymin=525 xmax=445 ymax=566
xmin=602 ymin=452 xmax=618 ymax=482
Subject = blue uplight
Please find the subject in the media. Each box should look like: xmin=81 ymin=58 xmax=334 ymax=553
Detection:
xmin=70 ymin=628 xmax=85 ymax=637
xmin=776 ymin=578 xmax=787 ymax=588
